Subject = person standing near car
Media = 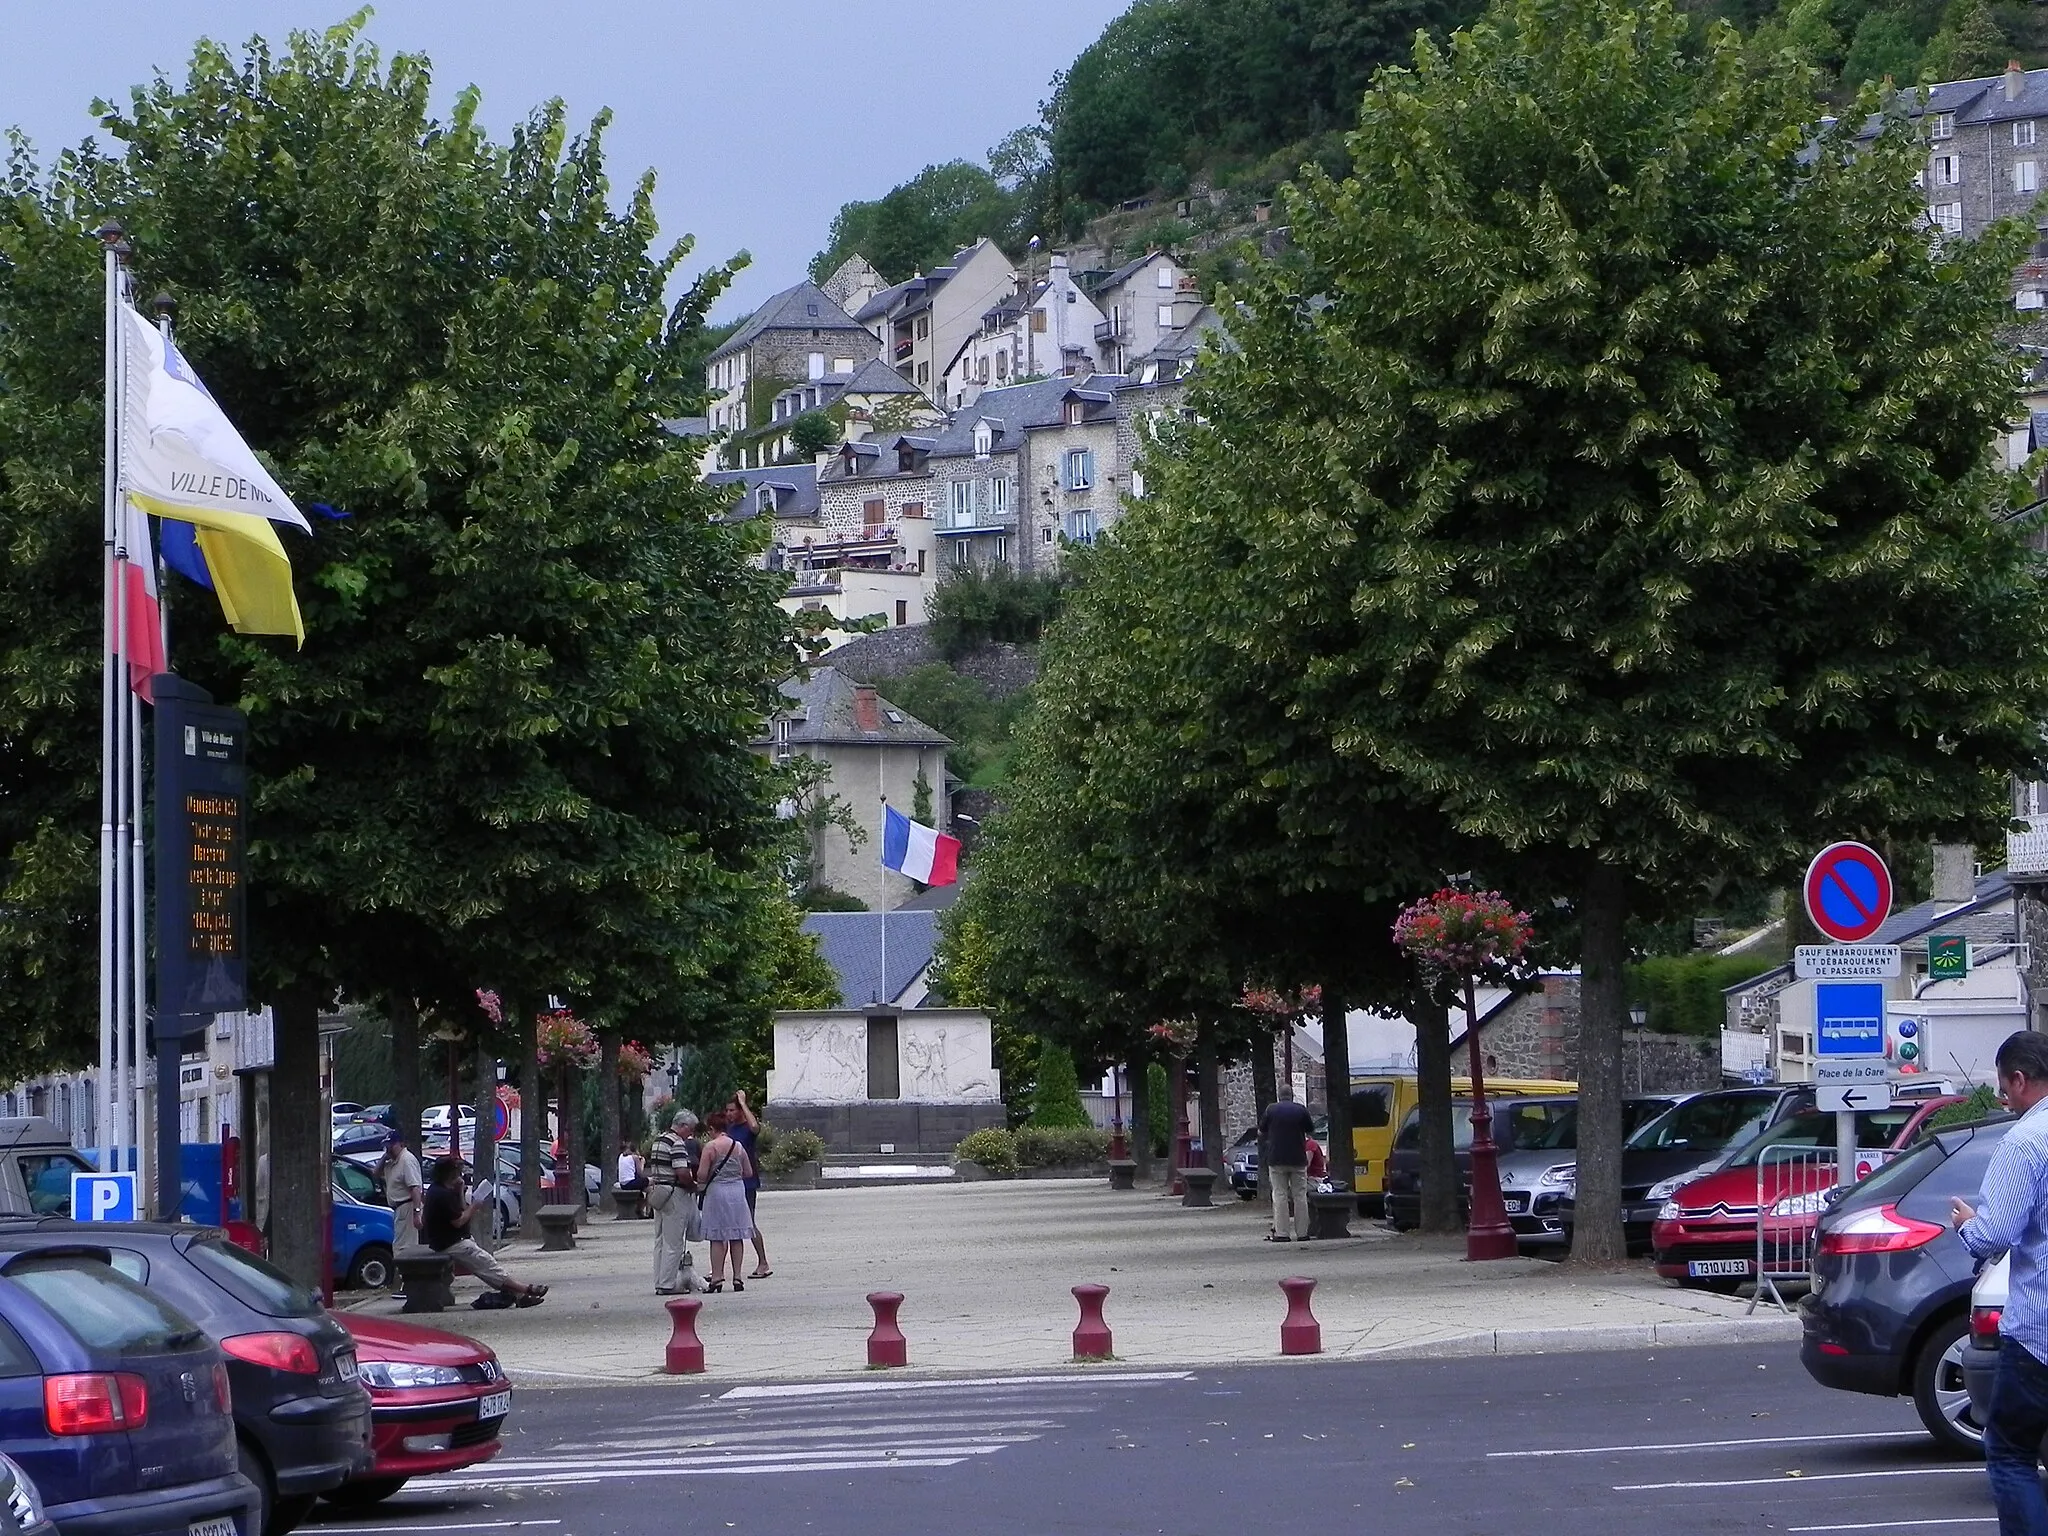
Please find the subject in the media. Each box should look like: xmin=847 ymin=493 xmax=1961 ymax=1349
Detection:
xmin=378 ymin=1131 xmax=425 ymax=1264
xmin=650 ymin=1110 xmax=702 ymax=1294
xmin=1261 ymin=1086 xmax=1315 ymax=1243
xmin=1949 ymin=1030 xmax=2048 ymax=1535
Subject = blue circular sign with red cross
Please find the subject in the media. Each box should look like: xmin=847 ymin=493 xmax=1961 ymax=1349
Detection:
xmin=1804 ymin=842 xmax=1894 ymax=944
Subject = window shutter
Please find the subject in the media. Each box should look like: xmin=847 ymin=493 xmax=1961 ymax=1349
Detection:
xmin=1083 ymin=450 xmax=1096 ymax=487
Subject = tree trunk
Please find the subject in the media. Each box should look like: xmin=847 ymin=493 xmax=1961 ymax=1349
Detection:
xmin=519 ymin=1007 xmax=543 ymax=1240
xmin=269 ymin=989 xmax=328 ymax=1290
xmin=1129 ymin=1058 xmax=1153 ymax=1182
xmin=471 ymin=1037 xmax=498 ymax=1247
xmin=1571 ymin=863 xmax=1630 ymax=1265
xmin=600 ymin=1032 xmax=620 ymax=1210
xmin=389 ymin=995 xmax=420 ymax=1153
xmin=1322 ymin=984 xmax=1354 ymax=1191
xmin=1415 ymin=992 xmax=1460 ymax=1235
xmin=1197 ymin=1032 xmax=1224 ymax=1176
xmin=1251 ymin=1030 xmax=1278 ymax=1203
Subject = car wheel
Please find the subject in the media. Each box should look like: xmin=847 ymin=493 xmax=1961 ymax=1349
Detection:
xmin=1237 ymin=1190 xmax=1256 ymax=1202
xmin=322 ymin=1479 xmax=409 ymax=1508
xmin=1912 ymin=1313 xmax=1987 ymax=1458
xmin=346 ymin=1242 xmax=393 ymax=1291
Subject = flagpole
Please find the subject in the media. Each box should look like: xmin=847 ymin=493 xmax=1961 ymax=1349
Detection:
xmin=112 ymin=264 xmax=136 ymax=1174
xmin=95 ymin=222 xmax=126 ymax=1172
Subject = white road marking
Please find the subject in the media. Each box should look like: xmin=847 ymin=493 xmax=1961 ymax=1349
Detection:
xmin=329 ymin=1524 xmax=563 ymax=1533
xmin=720 ymin=1371 xmax=1191 ymax=1400
xmin=485 ymin=1436 xmax=1040 ymax=1474
xmin=1491 ymin=1430 xmax=1929 ymax=1459
xmin=1786 ymin=1520 xmax=1997 ymax=1533
xmin=427 ymin=1454 xmax=979 ymax=1489
xmin=543 ymin=1413 xmax=1061 ymax=1452
xmin=1615 ymin=1467 xmax=1983 ymax=1492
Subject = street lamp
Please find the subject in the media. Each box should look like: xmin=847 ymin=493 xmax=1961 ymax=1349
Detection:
xmin=1629 ymin=1003 xmax=1648 ymax=1094
xmin=1107 ymin=1065 xmax=1127 ymax=1160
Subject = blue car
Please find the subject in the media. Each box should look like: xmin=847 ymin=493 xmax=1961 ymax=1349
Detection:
xmin=177 ymin=1158 xmax=396 ymax=1292
xmin=0 ymin=1251 xmax=255 ymax=1536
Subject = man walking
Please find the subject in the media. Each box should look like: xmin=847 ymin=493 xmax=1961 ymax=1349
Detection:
xmin=1950 ymin=1031 xmax=2048 ymax=1535
xmin=650 ymin=1110 xmax=702 ymax=1295
xmin=1261 ymin=1086 xmax=1315 ymax=1243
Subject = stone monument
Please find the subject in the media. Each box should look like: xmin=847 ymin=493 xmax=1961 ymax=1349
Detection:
xmin=766 ymin=1006 xmax=1003 ymax=1153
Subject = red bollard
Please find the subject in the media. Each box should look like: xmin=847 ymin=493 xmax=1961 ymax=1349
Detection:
xmin=664 ymin=1296 xmax=705 ymax=1374
xmin=867 ymin=1291 xmax=908 ymax=1368
xmin=1072 ymin=1284 xmax=1112 ymax=1360
xmin=1278 ymin=1276 xmax=1321 ymax=1356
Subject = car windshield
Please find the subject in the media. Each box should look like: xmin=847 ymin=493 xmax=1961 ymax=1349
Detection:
xmin=185 ymin=1235 xmax=322 ymax=1319
xmin=4 ymin=1253 xmax=203 ymax=1352
xmin=1723 ymin=1108 xmax=1917 ymax=1168
xmin=1626 ymin=1092 xmax=1777 ymax=1152
xmin=1530 ymin=1099 xmax=1673 ymax=1151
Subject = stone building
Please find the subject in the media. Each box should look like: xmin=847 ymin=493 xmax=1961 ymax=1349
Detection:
xmin=1087 ymin=250 xmax=1207 ymax=375
xmin=703 ymin=281 xmax=874 ymax=464
xmin=943 ymin=252 xmax=1109 ymax=410
xmin=854 ymin=240 xmax=1017 ymax=401
xmin=1457 ymin=975 xmax=1721 ymax=1094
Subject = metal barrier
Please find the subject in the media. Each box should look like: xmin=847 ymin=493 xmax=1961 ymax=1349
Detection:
xmin=1749 ymin=1144 xmax=1836 ymax=1315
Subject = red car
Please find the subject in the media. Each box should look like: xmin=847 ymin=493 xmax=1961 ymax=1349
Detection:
xmin=324 ymin=1314 xmax=511 ymax=1508
xmin=1651 ymin=1098 xmax=1959 ymax=1289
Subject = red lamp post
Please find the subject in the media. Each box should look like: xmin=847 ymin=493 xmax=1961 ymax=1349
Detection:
xmin=1393 ymin=888 xmax=1534 ymax=1263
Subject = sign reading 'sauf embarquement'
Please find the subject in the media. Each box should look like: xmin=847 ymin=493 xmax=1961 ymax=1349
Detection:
xmin=1795 ymin=945 xmax=1902 ymax=980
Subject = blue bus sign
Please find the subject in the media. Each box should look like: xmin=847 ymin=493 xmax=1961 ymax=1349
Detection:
xmin=1815 ymin=981 xmax=1886 ymax=1057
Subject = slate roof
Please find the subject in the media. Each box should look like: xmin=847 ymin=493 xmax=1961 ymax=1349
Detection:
xmin=801 ymin=909 xmax=939 ymax=1008
xmin=771 ymin=667 xmax=950 ymax=748
xmin=705 ymin=463 xmax=820 ymax=522
xmin=1133 ymin=305 xmax=1229 ymax=366
xmin=851 ymin=244 xmax=997 ymax=324
xmin=1860 ymin=67 xmax=2048 ymax=139
xmin=708 ymin=282 xmax=868 ymax=364
xmin=1092 ymin=249 xmax=1170 ymax=296
xmin=839 ymin=357 xmax=922 ymax=396
xmin=924 ymin=372 xmax=1130 ymax=460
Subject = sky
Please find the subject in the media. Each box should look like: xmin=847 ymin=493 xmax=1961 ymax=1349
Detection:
xmin=0 ymin=0 xmax=1130 ymax=318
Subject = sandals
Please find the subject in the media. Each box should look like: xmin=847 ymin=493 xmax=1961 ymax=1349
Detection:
xmin=706 ymin=1280 xmax=725 ymax=1293
xmin=749 ymin=1269 xmax=774 ymax=1279
xmin=514 ymin=1284 xmax=547 ymax=1308
xmin=733 ymin=1278 xmax=745 ymax=1292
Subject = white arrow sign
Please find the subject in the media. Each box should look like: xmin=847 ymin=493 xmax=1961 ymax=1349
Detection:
xmin=1818 ymin=1080 xmax=1894 ymax=1113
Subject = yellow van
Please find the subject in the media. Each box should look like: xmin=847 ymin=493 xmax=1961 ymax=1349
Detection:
xmin=1348 ymin=1075 xmax=1576 ymax=1209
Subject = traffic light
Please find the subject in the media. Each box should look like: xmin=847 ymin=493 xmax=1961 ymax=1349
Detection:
xmin=1890 ymin=1015 xmax=1925 ymax=1073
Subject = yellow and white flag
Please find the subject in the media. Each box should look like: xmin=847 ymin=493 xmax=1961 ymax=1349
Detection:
xmin=119 ymin=304 xmax=308 ymax=641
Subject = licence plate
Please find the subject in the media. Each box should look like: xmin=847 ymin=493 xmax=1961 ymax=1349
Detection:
xmin=479 ymin=1389 xmax=511 ymax=1420
xmin=1502 ymin=1194 xmax=1528 ymax=1212
xmin=191 ymin=1520 xmax=236 ymax=1536
xmin=335 ymin=1351 xmax=358 ymax=1382
xmin=1688 ymin=1259 xmax=1752 ymax=1278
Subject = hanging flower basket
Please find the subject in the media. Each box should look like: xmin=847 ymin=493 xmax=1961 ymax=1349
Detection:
xmin=1147 ymin=1019 xmax=1198 ymax=1055
xmin=474 ymin=989 xmax=504 ymax=1026
xmin=536 ymin=1010 xmax=599 ymax=1071
xmin=1240 ymin=983 xmax=1323 ymax=1024
xmin=617 ymin=1040 xmax=654 ymax=1083
xmin=1391 ymin=889 xmax=1533 ymax=982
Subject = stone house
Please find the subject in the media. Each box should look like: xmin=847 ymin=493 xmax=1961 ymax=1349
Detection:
xmin=819 ymin=254 xmax=886 ymax=319
xmin=854 ymin=240 xmax=1017 ymax=402
xmin=1456 ymin=975 xmax=1721 ymax=1094
xmin=943 ymin=252 xmax=1109 ymax=411
xmin=703 ymin=281 xmax=873 ymax=466
xmin=758 ymin=667 xmax=951 ymax=912
xmin=758 ymin=358 xmax=939 ymax=463
xmin=1087 ymin=250 xmax=1206 ymax=375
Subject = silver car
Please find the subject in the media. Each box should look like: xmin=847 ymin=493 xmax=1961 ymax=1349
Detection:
xmin=1496 ymin=1095 xmax=1693 ymax=1250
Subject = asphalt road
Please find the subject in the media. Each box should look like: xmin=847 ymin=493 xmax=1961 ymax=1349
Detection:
xmin=303 ymin=1345 xmax=1993 ymax=1536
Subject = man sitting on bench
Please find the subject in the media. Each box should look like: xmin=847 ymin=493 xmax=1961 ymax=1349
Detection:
xmin=422 ymin=1157 xmax=547 ymax=1308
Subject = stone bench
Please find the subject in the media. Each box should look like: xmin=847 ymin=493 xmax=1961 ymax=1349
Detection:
xmin=1307 ymin=1190 xmax=1355 ymax=1240
xmin=1180 ymin=1167 xmax=1218 ymax=1208
xmin=396 ymin=1254 xmax=454 ymax=1314
xmin=1107 ymin=1159 xmax=1138 ymax=1191
xmin=537 ymin=1204 xmax=582 ymax=1251
xmin=611 ymin=1187 xmax=646 ymax=1221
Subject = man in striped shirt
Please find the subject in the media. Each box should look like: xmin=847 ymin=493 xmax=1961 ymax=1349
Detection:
xmin=650 ymin=1110 xmax=702 ymax=1295
xmin=1951 ymin=1031 xmax=2048 ymax=1536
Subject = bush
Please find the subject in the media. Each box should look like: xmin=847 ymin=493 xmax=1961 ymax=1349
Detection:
xmin=1147 ymin=1061 xmax=1170 ymax=1156
xmin=1015 ymin=1126 xmax=1111 ymax=1168
xmin=928 ymin=564 xmax=1069 ymax=661
xmin=1925 ymin=1084 xmax=2002 ymax=1132
xmin=788 ymin=411 xmax=838 ymax=457
xmin=1028 ymin=1038 xmax=1093 ymax=1128
xmin=956 ymin=1127 xmax=1018 ymax=1175
xmin=1626 ymin=952 xmax=1785 ymax=1039
xmin=760 ymin=1127 xmax=823 ymax=1176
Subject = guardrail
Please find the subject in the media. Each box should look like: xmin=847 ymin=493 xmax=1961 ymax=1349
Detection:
xmin=1749 ymin=1143 xmax=1834 ymax=1315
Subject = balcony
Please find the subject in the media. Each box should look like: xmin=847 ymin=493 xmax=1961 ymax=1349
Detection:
xmin=893 ymin=338 xmax=915 ymax=363
xmin=2010 ymin=815 xmax=2048 ymax=876
xmin=935 ymin=508 xmax=1018 ymax=535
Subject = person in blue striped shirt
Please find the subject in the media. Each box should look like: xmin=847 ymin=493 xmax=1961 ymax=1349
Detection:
xmin=1951 ymin=1031 xmax=2048 ymax=1535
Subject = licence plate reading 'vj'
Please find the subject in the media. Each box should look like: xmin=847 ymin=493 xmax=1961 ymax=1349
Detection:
xmin=1688 ymin=1259 xmax=1751 ymax=1278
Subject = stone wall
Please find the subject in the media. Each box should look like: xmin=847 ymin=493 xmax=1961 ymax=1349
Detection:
xmin=828 ymin=626 xmax=1042 ymax=699
xmin=1470 ymin=975 xmax=1719 ymax=1093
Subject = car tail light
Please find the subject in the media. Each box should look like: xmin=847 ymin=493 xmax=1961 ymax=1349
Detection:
xmin=44 ymin=1374 xmax=147 ymax=1435
xmin=1816 ymin=1203 xmax=1946 ymax=1256
xmin=1973 ymin=1307 xmax=2004 ymax=1348
xmin=212 ymin=1362 xmax=233 ymax=1413
xmin=220 ymin=1332 xmax=321 ymax=1374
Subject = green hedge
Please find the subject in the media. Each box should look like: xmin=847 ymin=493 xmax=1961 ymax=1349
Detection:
xmin=956 ymin=1127 xmax=1019 ymax=1175
xmin=1016 ymin=1126 xmax=1111 ymax=1168
xmin=1626 ymin=952 xmax=1784 ymax=1038
xmin=760 ymin=1127 xmax=822 ymax=1176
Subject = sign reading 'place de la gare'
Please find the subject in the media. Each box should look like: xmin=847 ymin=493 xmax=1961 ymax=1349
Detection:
xmin=152 ymin=675 xmax=248 ymax=1032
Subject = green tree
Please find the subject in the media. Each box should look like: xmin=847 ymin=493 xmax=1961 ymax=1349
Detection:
xmin=788 ymin=411 xmax=838 ymax=458
xmin=1027 ymin=1037 xmax=1093 ymax=1128
xmin=810 ymin=162 xmax=1019 ymax=285
xmin=1840 ymin=10 xmax=1924 ymax=86
xmin=1149 ymin=0 xmax=2048 ymax=1260
xmin=0 ymin=22 xmax=799 ymax=1280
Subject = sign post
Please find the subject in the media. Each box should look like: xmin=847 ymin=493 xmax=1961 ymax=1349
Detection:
xmin=152 ymin=675 xmax=249 ymax=1221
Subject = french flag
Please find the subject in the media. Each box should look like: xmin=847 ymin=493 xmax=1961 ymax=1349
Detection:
xmin=115 ymin=500 xmax=165 ymax=701
xmin=881 ymin=805 xmax=960 ymax=886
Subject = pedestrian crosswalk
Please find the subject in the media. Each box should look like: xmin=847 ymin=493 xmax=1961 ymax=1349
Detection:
xmin=418 ymin=1371 xmax=1193 ymax=1489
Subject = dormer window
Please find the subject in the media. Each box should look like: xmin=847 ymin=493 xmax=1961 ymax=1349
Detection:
xmin=1064 ymin=399 xmax=1085 ymax=426
xmin=897 ymin=443 xmax=917 ymax=473
xmin=974 ymin=421 xmax=993 ymax=458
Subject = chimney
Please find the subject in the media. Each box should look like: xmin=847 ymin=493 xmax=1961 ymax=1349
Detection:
xmin=1932 ymin=843 xmax=1977 ymax=907
xmin=2009 ymin=60 xmax=2026 ymax=101
xmin=1050 ymin=251 xmax=1069 ymax=281
xmin=853 ymin=685 xmax=881 ymax=734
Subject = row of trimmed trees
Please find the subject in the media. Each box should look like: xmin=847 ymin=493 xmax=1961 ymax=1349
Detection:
xmin=935 ymin=0 xmax=2048 ymax=1256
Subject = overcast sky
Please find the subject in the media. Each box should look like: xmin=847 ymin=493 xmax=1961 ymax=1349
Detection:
xmin=0 ymin=0 xmax=1128 ymax=318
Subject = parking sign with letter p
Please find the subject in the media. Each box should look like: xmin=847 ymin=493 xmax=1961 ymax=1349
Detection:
xmin=70 ymin=1172 xmax=137 ymax=1223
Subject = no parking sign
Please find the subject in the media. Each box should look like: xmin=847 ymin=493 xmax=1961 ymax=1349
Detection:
xmin=1804 ymin=842 xmax=1893 ymax=945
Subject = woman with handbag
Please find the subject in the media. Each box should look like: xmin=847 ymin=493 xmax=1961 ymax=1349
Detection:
xmin=695 ymin=1110 xmax=756 ymax=1292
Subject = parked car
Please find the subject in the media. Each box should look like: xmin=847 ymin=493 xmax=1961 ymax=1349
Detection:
xmin=419 ymin=1106 xmax=476 ymax=1134
xmin=0 ymin=1221 xmax=373 ymax=1536
xmin=328 ymin=1316 xmax=510 ymax=1508
xmin=330 ymin=1124 xmax=389 ymax=1159
xmin=1963 ymin=1252 xmax=2006 ymax=1435
xmin=1346 ymin=1075 xmax=1576 ymax=1215
xmin=329 ymin=1104 xmax=365 ymax=1127
xmin=1223 ymin=1117 xmax=1331 ymax=1200
xmin=1653 ymin=1098 xmax=1960 ymax=1289
xmin=1491 ymin=1096 xmax=1685 ymax=1250
xmin=1382 ymin=1095 xmax=1582 ymax=1231
xmin=353 ymin=1106 xmax=397 ymax=1132
xmin=0 ymin=1251 xmax=254 ymax=1536
xmin=1800 ymin=1112 xmax=2012 ymax=1454
xmin=177 ymin=1156 xmax=396 ymax=1293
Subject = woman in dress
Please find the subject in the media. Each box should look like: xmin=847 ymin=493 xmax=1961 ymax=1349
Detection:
xmin=695 ymin=1110 xmax=756 ymax=1292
